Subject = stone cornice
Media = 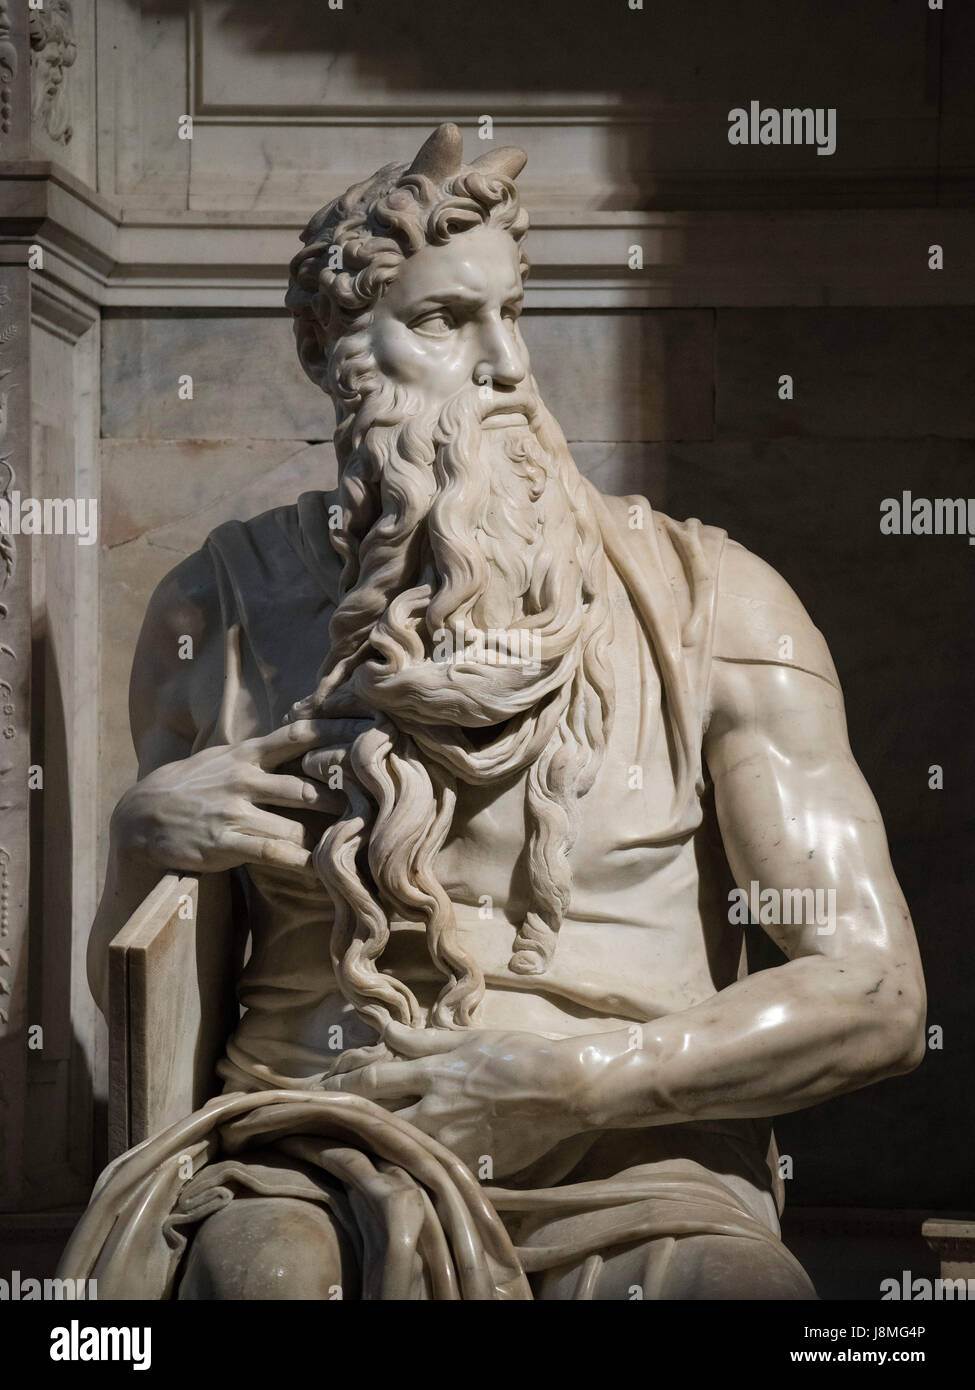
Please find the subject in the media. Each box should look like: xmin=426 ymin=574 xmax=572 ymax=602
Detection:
xmin=3 ymin=163 xmax=975 ymax=311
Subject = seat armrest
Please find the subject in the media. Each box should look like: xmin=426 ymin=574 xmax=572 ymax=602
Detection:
xmin=108 ymin=871 xmax=238 ymax=1158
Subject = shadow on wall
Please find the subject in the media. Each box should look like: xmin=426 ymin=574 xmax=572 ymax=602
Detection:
xmin=132 ymin=0 xmax=935 ymax=107
xmin=26 ymin=631 xmax=95 ymax=1210
xmin=130 ymin=0 xmax=958 ymax=209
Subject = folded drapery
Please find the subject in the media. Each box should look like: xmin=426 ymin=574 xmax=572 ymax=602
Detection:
xmin=58 ymin=1090 xmax=530 ymax=1300
xmin=58 ymin=1090 xmax=813 ymax=1300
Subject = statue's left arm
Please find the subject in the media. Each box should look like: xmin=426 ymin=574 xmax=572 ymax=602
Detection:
xmin=324 ymin=543 xmax=926 ymax=1169
xmin=590 ymin=540 xmax=927 ymax=1129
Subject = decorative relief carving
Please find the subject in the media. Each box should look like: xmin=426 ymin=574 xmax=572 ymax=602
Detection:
xmin=0 ymin=290 xmax=13 ymax=1025
xmin=0 ymin=455 xmax=16 ymax=591
xmin=0 ymin=0 xmax=17 ymax=144
xmin=0 ymin=847 xmax=9 ymax=1023
xmin=0 ymin=268 xmax=26 ymax=1043
xmin=29 ymin=0 xmax=75 ymax=145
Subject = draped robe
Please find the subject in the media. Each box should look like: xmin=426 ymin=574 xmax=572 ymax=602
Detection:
xmin=61 ymin=482 xmax=834 ymax=1299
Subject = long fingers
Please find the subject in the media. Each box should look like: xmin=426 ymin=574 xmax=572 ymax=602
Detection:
xmin=244 ymin=805 xmax=321 ymax=847
xmin=300 ymin=746 xmax=352 ymax=785
xmin=382 ymin=1020 xmax=475 ymax=1058
xmin=249 ymin=771 xmax=345 ymax=815
xmin=248 ymin=719 xmax=374 ymax=770
xmin=220 ymin=830 xmax=312 ymax=872
xmin=326 ymin=1058 xmax=434 ymax=1101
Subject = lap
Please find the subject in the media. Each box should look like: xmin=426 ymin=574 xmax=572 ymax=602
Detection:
xmin=177 ymin=1196 xmax=359 ymax=1301
xmin=176 ymin=1194 xmax=812 ymax=1300
xmin=533 ymin=1231 xmax=817 ymax=1301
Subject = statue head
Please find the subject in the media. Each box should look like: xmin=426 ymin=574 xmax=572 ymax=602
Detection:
xmin=286 ymin=123 xmax=532 ymax=425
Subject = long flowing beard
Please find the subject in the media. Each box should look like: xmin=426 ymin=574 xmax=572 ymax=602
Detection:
xmin=291 ymin=380 xmax=616 ymax=1053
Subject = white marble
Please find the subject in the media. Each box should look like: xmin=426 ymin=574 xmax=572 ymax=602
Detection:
xmin=72 ymin=126 xmax=926 ymax=1301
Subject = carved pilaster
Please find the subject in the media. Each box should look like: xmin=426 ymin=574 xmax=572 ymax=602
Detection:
xmin=0 ymin=263 xmax=31 ymax=1207
xmin=0 ymin=0 xmax=28 ymax=158
xmin=0 ymin=0 xmax=32 ymax=1206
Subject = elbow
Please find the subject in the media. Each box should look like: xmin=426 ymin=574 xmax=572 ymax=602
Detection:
xmin=885 ymin=1003 xmax=927 ymax=1078
xmin=872 ymin=983 xmax=927 ymax=1080
xmin=833 ymin=949 xmax=927 ymax=1085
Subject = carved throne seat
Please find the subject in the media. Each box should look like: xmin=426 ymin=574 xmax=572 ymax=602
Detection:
xmin=107 ymin=873 xmax=242 ymax=1158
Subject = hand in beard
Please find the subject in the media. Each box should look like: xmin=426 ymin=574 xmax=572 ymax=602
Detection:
xmin=111 ymin=718 xmax=372 ymax=880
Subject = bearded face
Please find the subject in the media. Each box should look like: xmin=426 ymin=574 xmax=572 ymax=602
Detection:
xmin=288 ymin=176 xmax=617 ymax=1052
xmin=323 ymin=223 xmax=604 ymax=718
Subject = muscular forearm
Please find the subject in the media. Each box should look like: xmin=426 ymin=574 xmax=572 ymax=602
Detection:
xmin=587 ymin=951 xmax=925 ymax=1131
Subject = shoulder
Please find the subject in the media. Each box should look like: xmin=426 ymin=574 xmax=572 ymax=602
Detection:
xmin=129 ymin=492 xmax=339 ymax=766
xmin=594 ymin=492 xmax=727 ymax=632
xmin=712 ymin=537 xmax=839 ymax=688
xmin=595 ymin=493 xmax=836 ymax=687
xmin=129 ymin=502 xmax=292 ymax=754
xmin=704 ymin=541 xmax=857 ymax=777
xmin=206 ymin=489 xmax=343 ymax=602
xmin=130 ymin=546 xmax=225 ymax=765
xmin=136 ymin=488 xmax=333 ymax=669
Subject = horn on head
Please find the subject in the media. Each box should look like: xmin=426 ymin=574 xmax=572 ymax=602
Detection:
xmin=470 ymin=146 xmax=528 ymax=180
xmin=407 ymin=123 xmax=465 ymax=180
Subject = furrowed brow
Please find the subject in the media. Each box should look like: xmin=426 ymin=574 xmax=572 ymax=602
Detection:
xmin=406 ymin=289 xmax=485 ymax=315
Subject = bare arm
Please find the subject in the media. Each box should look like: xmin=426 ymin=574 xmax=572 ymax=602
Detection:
xmin=328 ymin=545 xmax=927 ymax=1176
xmin=87 ymin=552 xmax=217 ymax=1014
xmin=87 ymin=549 xmax=355 ymax=1016
xmin=588 ymin=544 xmax=926 ymax=1127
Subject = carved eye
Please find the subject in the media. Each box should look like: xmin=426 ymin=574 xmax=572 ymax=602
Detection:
xmin=410 ymin=311 xmax=454 ymax=338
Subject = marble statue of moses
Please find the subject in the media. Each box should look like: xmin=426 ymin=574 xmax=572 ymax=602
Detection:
xmin=64 ymin=125 xmax=925 ymax=1300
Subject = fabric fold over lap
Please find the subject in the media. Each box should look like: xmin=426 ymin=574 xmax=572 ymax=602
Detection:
xmin=57 ymin=1091 xmax=814 ymax=1300
xmin=57 ymin=1091 xmax=532 ymax=1300
xmin=485 ymin=1166 xmax=807 ymax=1278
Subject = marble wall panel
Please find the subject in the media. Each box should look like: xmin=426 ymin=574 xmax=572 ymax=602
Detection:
xmin=527 ymin=311 xmax=714 ymax=442
xmin=941 ymin=7 xmax=975 ymax=195
xmin=715 ymin=308 xmax=975 ymax=440
xmin=194 ymin=0 xmax=932 ymax=116
xmin=97 ymin=0 xmax=975 ymax=215
xmin=182 ymin=0 xmax=943 ymax=211
xmin=26 ymin=313 xmax=101 ymax=1208
xmin=100 ymin=311 xmax=334 ymax=440
xmin=942 ymin=2 xmax=975 ymax=117
xmin=95 ymin=0 xmax=191 ymax=205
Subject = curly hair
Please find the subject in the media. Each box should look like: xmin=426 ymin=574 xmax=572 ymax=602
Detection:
xmin=285 ymin=151 xmax=530 ymax=415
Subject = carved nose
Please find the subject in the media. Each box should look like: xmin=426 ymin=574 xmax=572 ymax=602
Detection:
xmin=475 ymin=321 xmax=526 ymax=388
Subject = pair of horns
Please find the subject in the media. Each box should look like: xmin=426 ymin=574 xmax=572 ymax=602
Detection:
xmin=407 ymin=122 xmax=527 ymax=182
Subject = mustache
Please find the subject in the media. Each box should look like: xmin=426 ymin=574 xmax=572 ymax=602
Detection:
xmin=337 ymin=377 xmax=549 ymax=465
xmin=476 ymin=390 xmax=540 ymax=426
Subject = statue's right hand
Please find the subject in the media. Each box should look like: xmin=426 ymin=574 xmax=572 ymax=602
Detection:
xmin=110 ymin=719 xmax=368 ymax=875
